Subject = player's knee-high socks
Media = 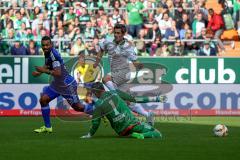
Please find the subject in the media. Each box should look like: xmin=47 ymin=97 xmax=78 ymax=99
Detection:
xmin=129 ymin=103 xmax=150 ymax=117
xmin=41 ymin=105 xmax=51 ymax=128
xmin=105 ymin=81 xmax=118 ymax=90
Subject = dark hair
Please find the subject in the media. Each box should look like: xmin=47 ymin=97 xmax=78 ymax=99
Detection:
xmin=114 ymin=23 xmax=127 ymax=34
xmin=41 ymin=36 xmax=52 ymax=43
xmin=208 ymin=8 xmax=214 ymax=13
xmin=91 ymin=82 xmax=105 ymax=93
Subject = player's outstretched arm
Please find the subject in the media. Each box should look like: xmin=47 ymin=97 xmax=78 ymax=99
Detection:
xmin=35 ymin=66 xmax=61 ymax=76
xmin=81 ymin=117 xmax=101 ymax=138
xmin=32 ymin=71 xmax=42 ymax=77
xmin=32 ymin=65 xmax=48 ymax=77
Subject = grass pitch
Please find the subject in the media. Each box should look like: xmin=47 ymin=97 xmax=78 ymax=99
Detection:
xmin=0 ymin=116 xmax=239 ymax=160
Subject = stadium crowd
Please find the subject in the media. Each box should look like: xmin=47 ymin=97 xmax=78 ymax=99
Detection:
xmin=0 ymin=0 xmax=239 ymax=56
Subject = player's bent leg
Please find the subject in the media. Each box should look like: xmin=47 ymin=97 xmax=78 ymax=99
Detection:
xmin=34 ymin=86 xmax=59 ymax=133
xmin=129 ymin=103 xmax=154 ymax=126
xmin=130 ymin=122 xmax=162 ymax=139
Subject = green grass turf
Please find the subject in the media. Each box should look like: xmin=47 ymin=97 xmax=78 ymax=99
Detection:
xmin=0 ymin=116 xmax=240 ymax=160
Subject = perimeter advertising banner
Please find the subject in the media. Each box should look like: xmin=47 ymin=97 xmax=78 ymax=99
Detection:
xmin=0 ymin=57 xmax=240 ymax=116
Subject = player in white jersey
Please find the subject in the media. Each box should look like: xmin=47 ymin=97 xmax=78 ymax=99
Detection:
xmin=93 ymin=24 xmax=156 ymax=125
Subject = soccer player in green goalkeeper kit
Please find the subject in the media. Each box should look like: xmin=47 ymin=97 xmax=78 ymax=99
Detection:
xmin=81 ymin=82 xmax=162 ymax=139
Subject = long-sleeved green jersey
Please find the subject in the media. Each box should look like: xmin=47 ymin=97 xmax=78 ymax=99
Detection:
xmin=89 ymin=90 xmax=140 ymax=136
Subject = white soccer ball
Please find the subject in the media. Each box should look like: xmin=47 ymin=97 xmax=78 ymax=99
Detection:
xmin=213 ymin=124 xmax=228 ymax=137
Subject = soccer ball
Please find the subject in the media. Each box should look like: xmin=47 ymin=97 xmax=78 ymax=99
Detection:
xmin=213 ymin=124 xmax=228 ymax=137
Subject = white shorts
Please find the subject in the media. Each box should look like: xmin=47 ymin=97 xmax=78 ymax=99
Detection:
xmin=108 ymin=68 xmax=131 ymax=86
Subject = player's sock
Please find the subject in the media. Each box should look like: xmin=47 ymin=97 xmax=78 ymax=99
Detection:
xmin=142 ymin=130 xmax=162 ymax=138
xmin=41 ymin=105 xmax=51 ymax=128
xmin=105 ymin=81 xmax=117 ymax=90
xmin=129 ymin=103 xmax=149 ymax=117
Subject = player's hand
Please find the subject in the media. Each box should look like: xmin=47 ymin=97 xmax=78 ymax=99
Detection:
xmin=35 ymin=66 xmax=48 ymax=73
xmin=81 ymin=133 xmax=91 ymax=139
xmin=32 ymin=71 xmax=42 ymax=77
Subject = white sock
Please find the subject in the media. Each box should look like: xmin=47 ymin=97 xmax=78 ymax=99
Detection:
xmin=105 ymin=81 xmax=118 ymax=90
xmin=129 ymin=103 xmax=149 ymax=117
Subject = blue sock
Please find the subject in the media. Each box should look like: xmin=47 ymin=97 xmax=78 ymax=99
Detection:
xmin=41 ymin=105 xmax=51 ymax=128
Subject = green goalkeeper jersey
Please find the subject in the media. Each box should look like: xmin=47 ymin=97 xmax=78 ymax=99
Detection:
xmin=89 ymin=90 xmax=140 ymax=136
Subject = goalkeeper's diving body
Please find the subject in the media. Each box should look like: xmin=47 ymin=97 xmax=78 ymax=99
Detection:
xmin=81 ymin=82 xmax=162 ymax=139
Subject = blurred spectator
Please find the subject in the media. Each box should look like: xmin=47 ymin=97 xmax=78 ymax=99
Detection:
xmin=183 ymin=29 xmax=198 ymax=55
xmin=112 ymin=0 xmax=121 ymax=9
xmin=197 ymin=28 xmax=208 ymax=39
xmin=34 ymin=0 xmax=43 ymax=7
xmin=192 ymin=12 xmax=205 ymax=38
xmin=20 ymin=7 xmax=30 ymax=21
xmin=171 ymin=39 xmax=184 ymax=56
xmin=151 ymin=22 xmax=162 ymax=41
xmin=155 ymin=5 xmax=169 ymax=22
xmin=198 ymin=40 xmax=217 ymax=56
xmin=32 ymin=13 xmax=50 ymax=32
xmin=1 ymin=20 xmax=13 ymax=38
xmin=126 ymin=0 xmax=145 ymax=38
xmin=79 ymin=7 xmax=91 ymax=33
xmin=84 ymin=22 xmax=96 ymax=39
xmin=86 ymin=36 xmax=100 ymax=56
xmin=176 ymin=12 xmax=190 ymax=31
xmin=45 ymin=0 xmax=63 ymax=20
xmin=13 ymin=11 xmax=24 ymax=30
xmin=105 ymin=26 xmax=114 ymax=40
xmin=11 ymin=40 xmax=28 ymax=55
xmin=29 ymin=6 xmax=41 ymax=21
xmin=63 ymin=6 xmax=76 ymax=27
xmin=158 ymin=13 xmax=172 ymax=36
xmin=164 ymin=20 xmax=179 ymax=40
xmin=70 ymin=37 xmax=86 ymax=56
xmin=189 ymin=3 xmax=208 ymax=26
xmin=179 ymin=23 xmax=190 ymax=39
xmin=150 ymin=37 xmax=161 ymax=56
xmin=156 ymin=42 xmax=171 ymax=57
xmin=97 ymin=0 xmax=110 ymax=8
xmin=27 ymin=40 xmax=40 ymax=55
xmin=207 ymin=8 xmax=225 ymax=52
xmin=33 ymin=21 xmax=50 ymax=38
xmin=0 ymin=9 xmax=13 ymax=31
xmin=53 ymin=28 xmax=70 ymax=53
xmin=174 ymin=3 xmax=184 ymax=23
xmin=136 ymin=29 xmax=147 ymax=55
xmin=110 ymin=8 xmax=122 ymax=26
